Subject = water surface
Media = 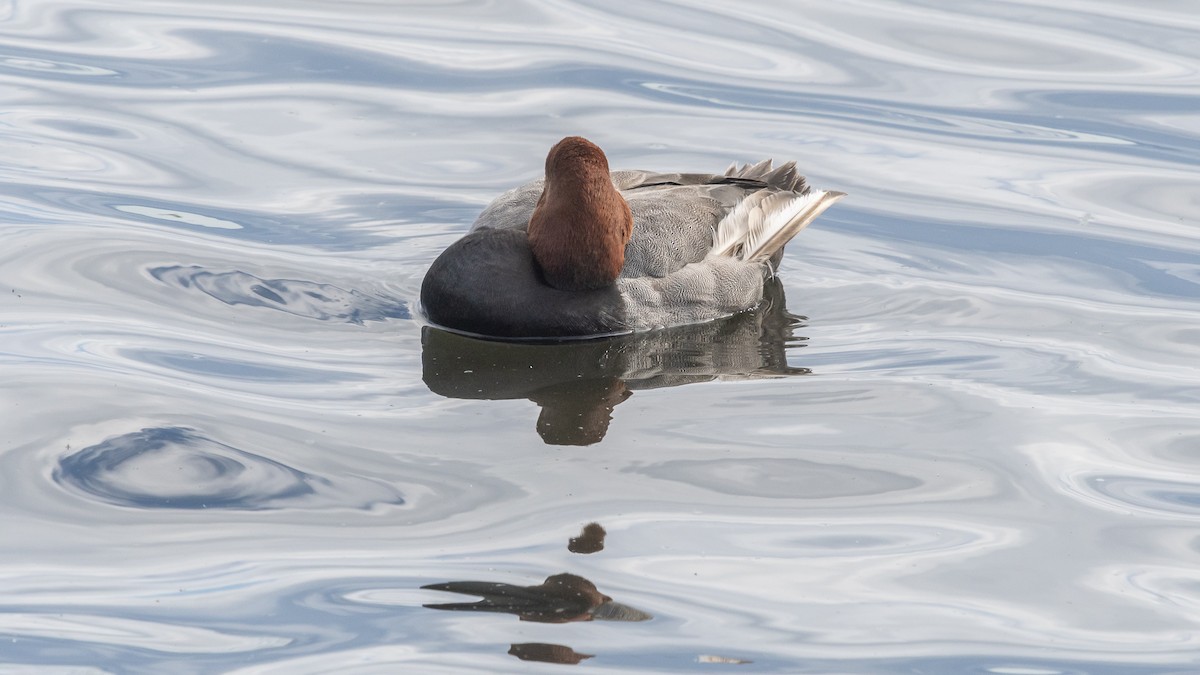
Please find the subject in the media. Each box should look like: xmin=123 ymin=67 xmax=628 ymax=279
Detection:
xmin=2 ymin=0 xmax=1199 ymax=672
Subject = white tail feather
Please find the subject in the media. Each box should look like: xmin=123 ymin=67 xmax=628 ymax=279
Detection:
xmin=709 ymin=189 xmax=846 ymax=263
xmin=710 ymin=190 xmax=761 ymax=257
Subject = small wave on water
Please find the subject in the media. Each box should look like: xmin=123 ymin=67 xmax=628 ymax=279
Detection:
xmin=53 ymin=426 xmax=405 ymax=510
xmin=150 ymin=265 xmax=409 ymax=323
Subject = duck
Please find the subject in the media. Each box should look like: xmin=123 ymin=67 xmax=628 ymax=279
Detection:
xmin=420 ymin=136 xmax=844 ymax=339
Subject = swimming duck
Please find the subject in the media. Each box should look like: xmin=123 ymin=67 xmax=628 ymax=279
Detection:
xmin=420 ymin=136 xmax=844 ymax=338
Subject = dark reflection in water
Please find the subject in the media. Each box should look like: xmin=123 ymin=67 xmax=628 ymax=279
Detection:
xmin=569 ymin=522 xmax=606 ymax=554
xmin=150 ymin=265 xmax=409 ymax=323
xmin=508 ymin=643 xmax=594 ymax=665
xmin=422 ymin=279 xmax=808 ymax=445
xmin=423 ymin=572 xmax=650 ymax=624
xmin=54 ymin=426 xmax=404 ymax=510
xmin=424 ymin=522 xmax=650 ymax=664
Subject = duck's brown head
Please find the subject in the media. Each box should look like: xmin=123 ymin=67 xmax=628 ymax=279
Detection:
xmin=528 ymin=136 xmax=633 ymax=291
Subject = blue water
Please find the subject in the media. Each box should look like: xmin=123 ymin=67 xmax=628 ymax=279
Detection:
xmin=3 ymin=1 xmax=1200 ymax=672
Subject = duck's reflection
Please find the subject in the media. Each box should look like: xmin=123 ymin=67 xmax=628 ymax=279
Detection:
xmin=423 ymin=521 xmax=651 ymax=665
xmin=509 ymin=643 xmax=594 ymax=665
xmin=422 ymin=572 xmax=650 ymax=624
xmin=569 ymin=522 xmax=606 ymax=554
xmin=421 ymin=278 xmax=809 ymax=446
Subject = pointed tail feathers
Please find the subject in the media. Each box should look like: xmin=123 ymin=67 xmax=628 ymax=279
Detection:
xmin=724 ymin=159 xmax=806 ymax=193
xmin=709 ymin=189 xmax=845 ymax=264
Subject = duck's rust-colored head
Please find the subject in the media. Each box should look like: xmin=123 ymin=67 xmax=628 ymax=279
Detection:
xmin=528 ymin=136 xmax=633 ymax=291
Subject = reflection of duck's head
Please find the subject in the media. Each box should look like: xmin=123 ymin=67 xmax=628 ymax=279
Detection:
xmin=419 ymin=136 xmax=843 ymax=338
xmin=529 ymin=136 xmax=633 ymax=292
xmin=568 ymin=522 xmax=607 ymax=554
xmin=530 ymin=378 xmax=631 ymax=446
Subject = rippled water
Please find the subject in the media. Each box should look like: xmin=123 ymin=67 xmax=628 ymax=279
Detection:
xmin=3 ymin=1 xmax=1199 ymax=672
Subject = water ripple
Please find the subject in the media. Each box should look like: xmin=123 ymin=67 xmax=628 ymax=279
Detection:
xmin=150 ymin=265 xmax=409 ymax=323
xmin=0 ymin=53 xmax=118 ymax=77
xmin=632 ymin=457 xmax=921 ymax=500
xmin=117 ymin=348 xmax=363 ymax=384
xmin=1085 ymin=476 xmax=1200 ymax=517
xmin=53 ymin=427 xmax=405 ymax=510
xmin=0 ymin=612 xmax=289 ymax=654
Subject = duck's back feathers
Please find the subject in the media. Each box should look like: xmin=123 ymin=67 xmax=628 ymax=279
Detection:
xmin=616 ymin=256 xmax=765 ymax=331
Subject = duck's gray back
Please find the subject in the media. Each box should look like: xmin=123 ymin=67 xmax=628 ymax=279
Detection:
xmin=470 ymin=168 xmax=787 ymax=279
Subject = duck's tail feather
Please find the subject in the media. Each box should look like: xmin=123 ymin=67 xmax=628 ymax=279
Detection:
xmin=724 ymin=159 xmax=806 ymax=193
xmin=742 ymin=189 xmax=846 ymax=264
xmin=710 ymin=189 xmax=846 ymax=264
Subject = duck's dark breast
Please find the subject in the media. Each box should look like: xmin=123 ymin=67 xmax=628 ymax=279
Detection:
xmin=420 ymin=228 xmax=628 ymax=339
